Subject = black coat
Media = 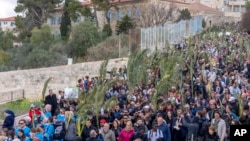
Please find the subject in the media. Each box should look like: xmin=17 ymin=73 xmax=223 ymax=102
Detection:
xmin=204 ymin=133 xmax=219 ymax=141
xmin=81 ymin=125 xmax=97 ymax=141
xmin=45 ymin=94 xmax=58 ymax=113
xmin=2 ymin=115 xmax=14 ymax=130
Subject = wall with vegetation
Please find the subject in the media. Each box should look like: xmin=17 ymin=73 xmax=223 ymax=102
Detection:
xmin=0 ymin=58 xmax=128 ymax=100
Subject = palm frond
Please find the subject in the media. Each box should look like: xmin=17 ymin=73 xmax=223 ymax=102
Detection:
xmin=42 ymin=77 xmax=52 ymax=102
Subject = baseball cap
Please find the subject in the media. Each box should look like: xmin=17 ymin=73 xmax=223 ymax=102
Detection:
xmin=100 ymin=119 xmax=106 ymax=124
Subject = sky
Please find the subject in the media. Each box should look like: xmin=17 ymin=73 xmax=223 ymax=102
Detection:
xmin=0 ymin=0 xmax=17 ymax=18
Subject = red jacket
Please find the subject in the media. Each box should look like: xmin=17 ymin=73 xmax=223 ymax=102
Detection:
xmin=118 ymin=129 xmax=134 ymax=141
xmin=28 ymin=109 xmax=41 ymax=121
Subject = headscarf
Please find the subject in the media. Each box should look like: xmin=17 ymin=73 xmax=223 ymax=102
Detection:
xmin=4 ymin=109 xmax=15 ymax=118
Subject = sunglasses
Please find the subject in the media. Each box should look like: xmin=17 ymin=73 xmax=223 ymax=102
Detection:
xmin=19 ymin=123 xmax=24 ymax=125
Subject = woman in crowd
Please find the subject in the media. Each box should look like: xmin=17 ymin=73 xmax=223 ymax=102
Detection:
xmin=118 ymin=121 xmax=134 ymax=141
xmin=111 ymin=120 xmax=122 ymax=141
xmin=17 ymin=129 xmax=30 ymax=141
xmin=204 ymin=126 xmax=220 ymax=141
xmin=2 ymin=110 xmax=15 ymax=131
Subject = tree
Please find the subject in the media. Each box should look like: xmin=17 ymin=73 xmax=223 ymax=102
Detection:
xmin=202 ymin=19 xmax=206 ymax=28
xmin=116 ymin=15 xmax=134 ymax=35
xmin=60 ymin=0 xmax=71 ymax=40
xmin=0 ymin=30 xmax=14 ymax=51
xmin=15 ymin=0 xmax=62 ymax=39
xmin=241 ymin=11 xmax=250 ymax=32
xmin=180 ymin=9 xmax=191 ymax=20
xmin=241 ymin=1 xmax=250 ymax=32
xmin=0 ymin=49 xmax=9 ymax=65
xmin=30 ymin=24 xmax=53 ymax=45
xmin=102 ymin=24 xmax=112 ymax=38
xmin=68 ymin=20 xmax=102 ymax=59
xmin=246 ymin=1 xmax=250 ymax=11
xmin=138 ymin=3 xmax=180 ymax=28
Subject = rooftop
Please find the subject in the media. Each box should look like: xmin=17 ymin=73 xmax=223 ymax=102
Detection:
xmin=189 ymin=2 xmax=223 ymax=15
xmin=0 ymin=16 xmax=15 ymax=21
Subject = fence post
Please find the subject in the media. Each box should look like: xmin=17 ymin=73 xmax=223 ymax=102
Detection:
xmin=11 ymin=91 xmax=13 ymax=102
xmin=23 ymin=89 xmax=25 ymax=99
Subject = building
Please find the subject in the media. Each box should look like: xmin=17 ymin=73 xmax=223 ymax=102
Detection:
xmin=48 ymin=1 xmax=92 ymax=37
xmin=0 ymin=16 xmax=16 ymax=32
xmin=187 ymin=0 xmax=248 ymax=18
xmin=224 ymin=0 xmax=247 ymax=17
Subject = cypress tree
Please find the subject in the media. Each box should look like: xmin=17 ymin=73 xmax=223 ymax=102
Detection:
xmin=60 ymin=0 xmax=71 ymax=40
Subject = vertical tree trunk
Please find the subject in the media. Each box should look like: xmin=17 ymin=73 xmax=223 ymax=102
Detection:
xmin=93 ymin=5 xmax=99 ymax=27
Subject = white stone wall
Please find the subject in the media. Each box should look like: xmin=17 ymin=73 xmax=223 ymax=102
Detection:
xmin=0 ymin=58 xmax=128 ymax=100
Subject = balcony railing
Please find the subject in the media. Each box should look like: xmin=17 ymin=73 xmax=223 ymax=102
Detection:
xmin=228 ymin=0 xmax=246 ymax=6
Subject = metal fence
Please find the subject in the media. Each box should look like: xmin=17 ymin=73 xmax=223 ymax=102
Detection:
xmin=140 ymin=16 xmax=203 ymax=52
xmin=0 ymin=89 xmax=25 ymax=104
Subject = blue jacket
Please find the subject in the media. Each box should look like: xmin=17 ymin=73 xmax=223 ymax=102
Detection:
xmin=35 ymin=132 xmax=44 ymax=141
xmin=40 ymin=111 xmax=52 ymax=121
xmin=158 ymin=122 xmax=171 ymax=141
xmin=15 ymin=126 xmax=31 ymax=138
xmin=56 ymin=114 xmax=66 ymax=122
xmin=43 ymin=123 xmax=54 ymax=141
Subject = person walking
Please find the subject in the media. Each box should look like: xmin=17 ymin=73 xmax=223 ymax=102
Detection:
xmin=45 ymin=89 xmax=58 ymax=116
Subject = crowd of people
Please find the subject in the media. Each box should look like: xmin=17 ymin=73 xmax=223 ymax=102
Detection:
xmin=0 ymin=28 xmax=250 ymax=141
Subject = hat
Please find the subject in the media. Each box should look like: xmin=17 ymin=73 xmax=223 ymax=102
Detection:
xmin=4 ymin=110 xmax=15 ymax=117
xmin=100 ymin=119 xmax=106 ymax=123
xmin=143 ymin=105 xmax=150 ymax=109
xmin=229 ymin=97 xmax=235 ymax=102
xmin=30 ymin=104 xmax=35 ymax=108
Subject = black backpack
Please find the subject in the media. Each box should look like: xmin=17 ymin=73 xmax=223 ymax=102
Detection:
xmin=199 ymin=120 xmax=209 ymax=136
xmin=53 ymin=120 xmax=66 ymax=139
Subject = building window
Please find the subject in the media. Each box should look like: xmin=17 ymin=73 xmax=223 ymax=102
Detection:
xmin=10 ymin=22 xmax=14 ymax=26
xmin=50 ymin=17 xmax=55 ymax=25
xmin=4 ymin=21 xmax=7 ymax=25
xmin=136 ymin=8 xmax=140 ymax=19
xmin=116 ymin=10 xmax=122 ymax=21
xmin=126 ymin=9 xmax=131 ymax=17
xmin=107 ymin=10 xmax=112 ymax=21
xmin=57 ymin=17 xmax=61 ymax=25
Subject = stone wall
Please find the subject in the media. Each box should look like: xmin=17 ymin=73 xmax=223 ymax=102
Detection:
xmin=0 ymin=58 xmax=128 ymax=100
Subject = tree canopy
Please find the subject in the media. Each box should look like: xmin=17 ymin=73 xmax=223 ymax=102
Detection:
xmin=14 ymin=0 xmax=62 ymax=40
xmin=180 ymin=9 xmax=191 ymax=20
xmin=30 ymin=24 xmax=53 ymax=45
xmin=0 ymin=30 xmax=14 ymax=51
xmin=68 ymin=20 xmax=102 ymax=59
xmin=116 ymin=15 xmax=134 ymax=35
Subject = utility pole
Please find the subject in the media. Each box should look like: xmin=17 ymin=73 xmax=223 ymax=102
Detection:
xmin=129 ymin=29 xmax=131 ymax=56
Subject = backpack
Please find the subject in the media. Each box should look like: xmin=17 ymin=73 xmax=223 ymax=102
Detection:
xmin=199 ymin=119 xmax=209 ymax=136
xmin=53 ymin=121 xmax=66 ymax=139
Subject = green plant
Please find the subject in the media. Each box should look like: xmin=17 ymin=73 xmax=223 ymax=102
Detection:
xmin=202 ymin=19 xmax=206 ymax=28
xmin=77 ymin=59 xmax=117 ymax=130
xmin=42 ymin=77 xmax=53 ymax=102
xmin=116 ymin=15 xmax=134 ymax=35
xmin=180 ymin=9 xmax=191 ymax=20
xmin=102 ymin=24 xmax=112 ymax=38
